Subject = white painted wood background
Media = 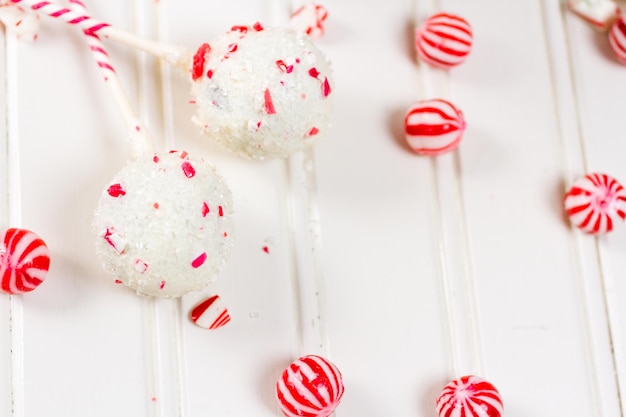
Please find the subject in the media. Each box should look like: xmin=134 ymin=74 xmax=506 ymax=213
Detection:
xmin=1 ymin=0 xmax=626 ymax=416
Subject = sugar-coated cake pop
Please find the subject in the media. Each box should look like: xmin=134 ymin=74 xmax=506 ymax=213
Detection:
xmin=415 ymin=12 xmax=473 ymax=69
xmin=93 ymin=151 xmax=234 ymax=297
xmin=190 ymin=24 xmax=334 ymax=159
xmin=404 ymin=98 xmax=466 ymax=155
xmin=568 ymin=0 xmax=620 ymax=31
xmin=276 ymin=354 xmax=344 ymax=417
xmin=0 ymin=228 xmax=50 ymax=294
xmin=564 ymin=172 xmax=626 ymax=234
xmin=190 ymin=294 xmax=231 ymax=329
xmin=11 ymin=2 xmax=335 ymax=159
xmin=609 ymin=16 xmax=626 ymax=65
xmin=436 ymin=375 xmax=503 ymax=417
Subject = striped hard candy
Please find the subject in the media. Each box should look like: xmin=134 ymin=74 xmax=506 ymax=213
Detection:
xmin=0 ymin=228 xmax=50 ymax=294
xmin=276 ymin=355 xmax=344 ymax=417
xmin=436 ymin=375 xmax=503 ymax=417
xmin=190 ymin=294 xmax=231 ymax=330
xmin=564 ymin=173 xmax=626 ymax=234
xmin=609 ymin=16 xmax=626 ymax=64
xmin=415 ymin=12 xmax=473 ymax=69
xmin=404 ymin=98 xmax=466 ymax=155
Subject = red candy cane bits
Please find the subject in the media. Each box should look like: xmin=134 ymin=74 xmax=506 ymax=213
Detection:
xmin=436 ymin=375 xmax=503 ymax=417
xmin=415 ymin=12 xmax=473 ymax=69
xmin=290 ymin=3 xmax=329 ymax=38
xmin=0 ymin=228 xmax=50 ymax=294
xmin=276 ymin=355 xmax=344 ymax=417
xmin=190 ymin=294 xmax=231 ymax=330
xmin=404 ymin=98 xmax=466 ymax=155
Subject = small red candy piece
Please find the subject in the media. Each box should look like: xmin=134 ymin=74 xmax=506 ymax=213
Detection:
xmin=192 ymin=43 xmax=211 ymax=81
xmin=276 ymin=355 xmax=344 ymax=417
xmin=190 ymin=294 xmax=231 ymax=329
xmin=404 ymin=98 xmax=466 ymax=155
xmin=0 ymin=228 xmax=50 ymax=294
xmin=415 ymin=12 xmax=473 ymax=69
xmin=609 ymin=15 xmax=626 ymax=64
xmin=436 ymin=375 xmax=503 ymax=417
xmin=564 ymin=173 xmax=626 ymax=233
xmin=290 ymin=3 xmax=329 ymax=38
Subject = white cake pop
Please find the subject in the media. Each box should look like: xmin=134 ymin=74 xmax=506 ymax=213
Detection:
xmin=54 ymin=0 xmax=236 ymax=298
xmin=189 ymin=25 xmax=334 ymax=159
xmin=93 ymin=151 xmax=234 ymax=297
xmin=12 ymin=1 xmax=336 ymax=159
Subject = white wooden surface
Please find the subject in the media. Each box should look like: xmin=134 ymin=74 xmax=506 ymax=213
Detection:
xmin=1 ymin=0 xmax=626 ymax=416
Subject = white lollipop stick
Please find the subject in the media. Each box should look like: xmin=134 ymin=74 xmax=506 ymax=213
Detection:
xmin=62 ymin=0 xmax=152 ymax=158
xmin=10 ymin=0 xmax=190 ymax=68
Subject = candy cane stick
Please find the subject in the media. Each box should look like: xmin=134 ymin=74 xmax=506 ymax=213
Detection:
xmin=10 ymin=0 xmax=189 ymax=69
xmin=64 ymin=0 xmax=152 ymax=158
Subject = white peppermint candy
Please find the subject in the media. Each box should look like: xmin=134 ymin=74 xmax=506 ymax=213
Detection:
xmin=276 ymin=355 xmax=344 ymax=417
xmin=436 ymin=375 xmax=503 ymax=417
xmin=404 ymin=98 xmax=466 ymax=155
xmin=564 ymin=172 xmax=626 ymax=234
xmin=0 ymin=228 xmax=50 ymax=294
xmin=415 ymin=12 xmax=473 ymax=69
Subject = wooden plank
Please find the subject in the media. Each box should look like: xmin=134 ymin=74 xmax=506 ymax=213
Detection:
xmin=564 ymin=4 xmax=626 ymax=414
xmin=159 ymin=1 xmax=299 ymax=416
xmin=12 ymin=2 xmax=151 ymax=415
xmin=315 ymin=0 xmax=447 ymax=415
xmin=0 ymin=26 xmax=13 ymax=417
xmin=444 ymin=0 xmax=613 ymax=416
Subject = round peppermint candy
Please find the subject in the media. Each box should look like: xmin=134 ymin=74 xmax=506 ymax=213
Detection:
xmin=404 ymin=98 xmax=466 ymax=155
xmin=436 ymin=375 xmax=503 ymax=417
xmin=276 ymin=355 xmax=344 ymax=417
xmin=609 ymin=16 xmax=626 ymax=64
xmin=415 ymin=12 xmax=473 ymax=69
xmin=0 ymin=228 xmax=50 ymax=294
xmin=564 ymin=172 xmax=626 ymax=233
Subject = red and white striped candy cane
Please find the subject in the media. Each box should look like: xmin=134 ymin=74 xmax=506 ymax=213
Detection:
xmin=67 ymin=0 xmax=115 ymax=76
xmin=10 ymin=0 xmax=187 ymax=66
xmin=57 ymin=0 xmax=153 ymax=157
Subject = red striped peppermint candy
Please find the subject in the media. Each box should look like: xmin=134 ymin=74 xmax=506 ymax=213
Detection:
xmin=276 ymin=355 xmax=344 ymax=417
xmin=609 ymin=16 xmax=626 ymax=64
xmin=404 ymin=98 xmax=466 ymax=155
xmin=1 ymin=228 xmax=50 ymax=294
xmin=564 ymin=173 xmax=626 ymax=234
xmin=436 ymin=375 xmax=503 ymax=417
xmin=190 ymin=295 xmax=231 ymax=329
xmin=415 ymin=12 xmax=473 ymax=69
